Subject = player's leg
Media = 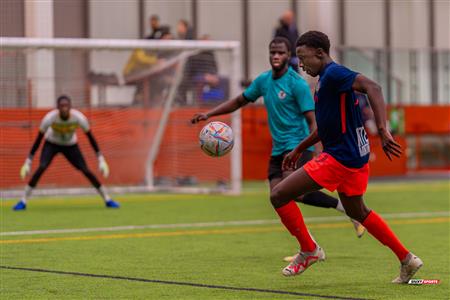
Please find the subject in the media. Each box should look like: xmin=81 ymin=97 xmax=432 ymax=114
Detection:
xmin=277 ymin=156 xmax=320 ymax=262
xmin=293 ymin=150 xmax=365 ymax=238
xmin=270 ymin=167 xmax=326 ymax=276
xmin=268 ymin=153 xmax=318 ymax=253
xmin=62 ymin=144 xmax=119 ymax=208
xmin=13 ymin=141 xmax=59 ymax=210
xmin=268 ymin=154 xmax=325 ymax=275
xmin=337 ymin=168 xmax=422 ymax=283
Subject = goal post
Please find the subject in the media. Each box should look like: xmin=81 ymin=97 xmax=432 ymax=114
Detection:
xmin=0 ymin=37 xmax=242 ymax=196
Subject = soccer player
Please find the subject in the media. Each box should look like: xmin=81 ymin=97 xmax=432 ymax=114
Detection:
xmin=191 ymin=37 xmax=365 ymax=236
xmin=13 ymin=95 xmax=120 ymax=210
xmin=274 ymin=31 xmax=422 ymax=283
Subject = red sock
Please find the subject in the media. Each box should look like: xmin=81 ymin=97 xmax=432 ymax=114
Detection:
xmin=275 ymin=201 xmax=316 ymax=252
xmin=362 ymin=210 xmax=409 ymax=261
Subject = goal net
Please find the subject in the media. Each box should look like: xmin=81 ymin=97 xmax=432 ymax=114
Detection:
xmin=0 ymin=37 xmax=242 ymax=196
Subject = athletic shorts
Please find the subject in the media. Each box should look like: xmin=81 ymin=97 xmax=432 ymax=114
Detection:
xmin=268 ymin=150 xmax=314 ymax=180
xmin=40 ymin=141 xmax=88 ymax=171
xmin=303 ymin=152 xmax=369 ymax=196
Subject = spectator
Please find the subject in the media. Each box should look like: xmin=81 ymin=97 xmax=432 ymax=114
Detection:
xmin=161 ymin=30 xmax=173 ymax=40
xmin=146 ymin=15 xmax=167 ymax=39
xmin=158 ymin=28 xmax=178 ymax=59
xmin=274 ymin=10 xmax=299 ymax=71
xmin=177 ymin=19 xmax=194 ymax=40
xmin=125 ymin=22 xmax=174 ymax=105
xmin=178 ymin=34 xmax=224 ymax=106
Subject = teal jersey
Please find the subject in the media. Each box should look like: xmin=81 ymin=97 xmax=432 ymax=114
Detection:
xmin=243 ymin=67 xmax=315 ymax=155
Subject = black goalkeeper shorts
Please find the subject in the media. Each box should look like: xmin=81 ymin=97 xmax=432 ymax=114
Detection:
xmin=39 ymin=141 xmax=89 ymax=171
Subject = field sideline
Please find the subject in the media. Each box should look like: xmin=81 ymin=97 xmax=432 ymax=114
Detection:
xmin=1 ymin=180 xmax=449 ymax=299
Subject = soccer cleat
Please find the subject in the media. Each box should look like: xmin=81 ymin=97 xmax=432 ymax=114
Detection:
xmin=13 ymin=200 xmax=27 ymax=211
xmin=392 ymin=253 xmax=423 ymax=284
xmin=282 ymin=244 xmax=325 ymax=276
xmin=351 ymin=219 xmax=366 ymax=238
xmin=283 ymin=254 xmax=297 ymax=263
xmin=283 ymin=230 xmax=317 ymax=262
xmin=105 ymin=199 xmax=120 ymax=208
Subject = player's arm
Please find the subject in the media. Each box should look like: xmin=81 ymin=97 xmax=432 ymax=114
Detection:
xmin=303 ymin=110 xmax=322 ymax=155
xmin=84 ymin=130 xmax=109 ymax=178
xmin=303 ymin=110 xmax=317 ymax=133
xmin=191 ymin=94 xmax=249 ymax=124
xmin=20 ymin=131 xmax=44 ymax=179
xmin=85 ymin=130 xmax=100 ymax=154
xmin=29 ymin=131 xmax=44 ymax=159
xmin=77 ymin=113 xmax=101 ymax=155
xmin=282 ymin=128 xmax=320 ymax=171
xmin=20 ymin=111 xmax=53 ymax=179
xmin=77 ymin=111 xmax=109 ymax=178
xmin=352 ymin=74 xmax=402 ymax=160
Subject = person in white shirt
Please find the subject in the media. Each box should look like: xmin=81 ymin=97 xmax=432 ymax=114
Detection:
xmin=13 ymin=95 xmax=120 ymax=210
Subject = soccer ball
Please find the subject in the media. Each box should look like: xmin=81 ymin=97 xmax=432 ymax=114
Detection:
xmin=199 ymin=121 xmax=234 ymax=157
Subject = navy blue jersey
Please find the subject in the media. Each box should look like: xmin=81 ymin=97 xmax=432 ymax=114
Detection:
xmin=314 ymin=62 xmax=370 ymax=168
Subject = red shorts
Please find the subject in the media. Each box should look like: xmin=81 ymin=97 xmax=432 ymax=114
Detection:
xmin=303 ymin=153 xmax=369 ymax=196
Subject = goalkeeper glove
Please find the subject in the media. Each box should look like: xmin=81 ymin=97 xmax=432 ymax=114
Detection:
xmin=20 ymin=157 xmax=32 ymax=180
xmin=97 ymin=154 xmax=110 ymax=178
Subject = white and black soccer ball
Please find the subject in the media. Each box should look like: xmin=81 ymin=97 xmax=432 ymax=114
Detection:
xmin=199 ymin=121 xmax=234 ymax=157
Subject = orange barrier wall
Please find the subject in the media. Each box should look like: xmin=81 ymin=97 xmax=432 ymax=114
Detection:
xmin=2 ymin=105 xmax=448 ymax=188
xmin=367 ymin=135 xmax=407 ymax=176
xmin=154 ymin=109 xmax=231 ymax=181
xmin=403 ymin=105 xmax=450 ymax=134
xmin=0 ymin=108 xmax=230 ymax=189
xmin=1 ymin=109 xmax=159 ymax=188
xmin=400 ymin=105 xmax=450 ymax=171
xmin=242 ymin=107 xmax=272 ymax=180
xmin=242 ymin=105 xmax=450 ymax=178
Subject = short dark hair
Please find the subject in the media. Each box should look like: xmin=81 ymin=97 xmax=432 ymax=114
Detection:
xmin=57 ymin=95 xmax=71 ymax=105
xmin=296 ymin=31 xmax=330 ymax=54
xmin=269 ymin=37 xmax=291 ymax=53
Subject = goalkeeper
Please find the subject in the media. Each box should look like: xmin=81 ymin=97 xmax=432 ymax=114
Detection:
xmin=13 ymin=95 xmax=120 ymax=210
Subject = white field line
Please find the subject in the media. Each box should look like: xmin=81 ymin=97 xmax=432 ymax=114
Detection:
xmin=1 ymin=211 xmax=449 ymax=237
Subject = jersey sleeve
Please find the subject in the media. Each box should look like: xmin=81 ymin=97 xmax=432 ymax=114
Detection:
xmin=39 ymin=111 xmax=55 ymax=133
xmin=294 ymin=79 xmax=315 ymax=113
xmin=242 ymin=74 xmax=264 ymax=102
xmin=329 ymin=66 xmax=359 ymax=93
xmin=74 ymin=111 xmax=90 ymax=132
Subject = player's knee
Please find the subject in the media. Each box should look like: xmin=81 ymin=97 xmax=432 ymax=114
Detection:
xmin=270 ymin=186 xmax=287 ymax=208
xmin=345 ymin=210 xmax=360 ymax=221
xmin=358 ymin=206 xmax=371 ymax=222
xmin=345 ymin=207 xmax=370 ymax=223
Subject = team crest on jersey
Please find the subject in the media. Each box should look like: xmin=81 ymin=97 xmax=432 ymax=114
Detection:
xmin=278 ymin=90 xmax=286 ymax=100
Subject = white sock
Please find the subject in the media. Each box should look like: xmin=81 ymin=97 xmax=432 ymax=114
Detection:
xmin=97 ymin=186 xmax=110 ymax=202
xmin=21 ymin=185 xmax=33 ymax=203
xmin=335 ymin=199 xmax=345 ymax=213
